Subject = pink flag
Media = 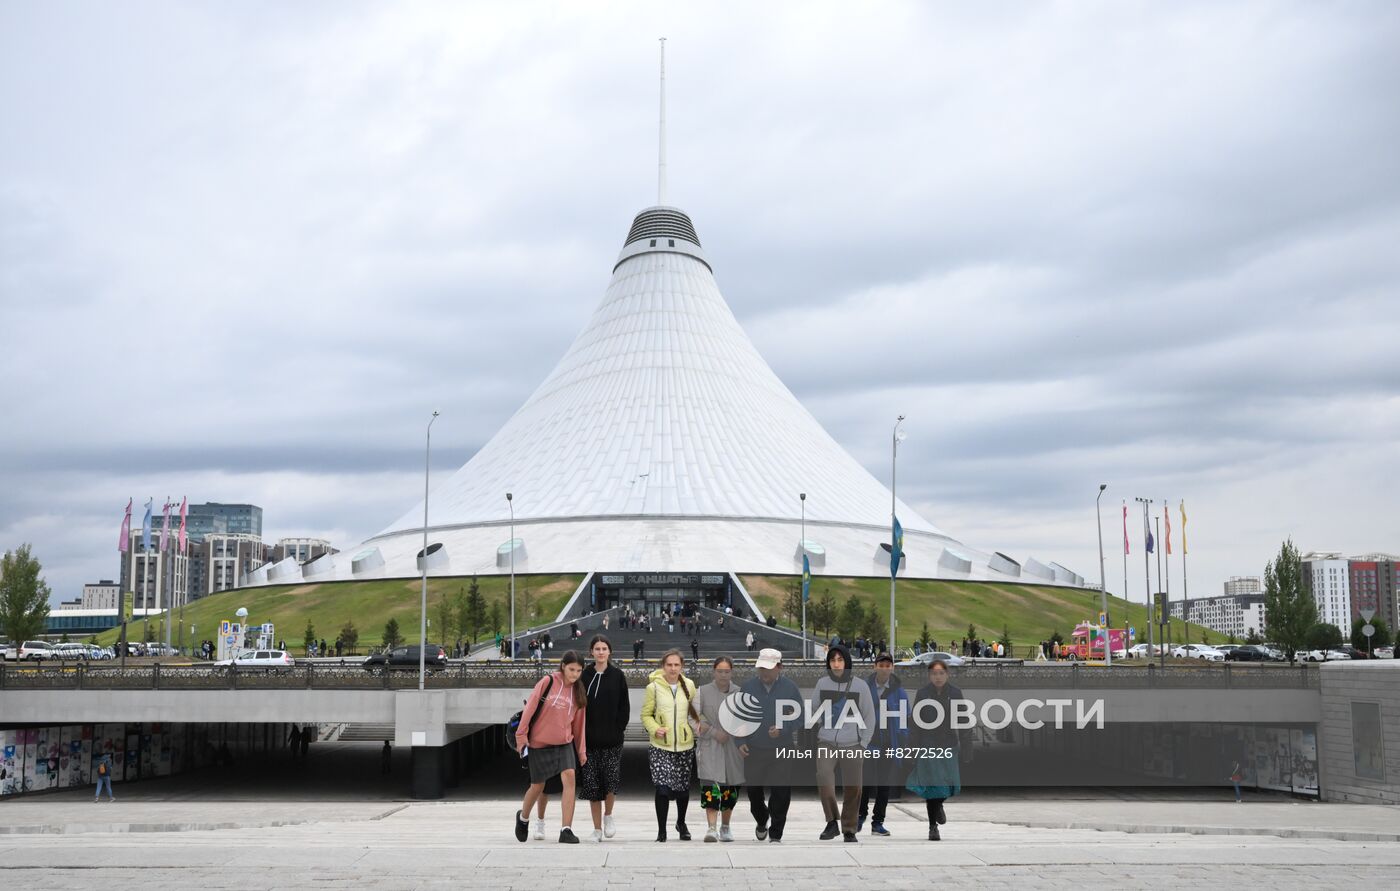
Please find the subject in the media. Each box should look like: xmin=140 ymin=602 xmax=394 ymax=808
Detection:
xmin=1164 ymin=504 xmax=1172 ymax=555
xmin=159 ymin=500 xmax=172 ymax=551
xmin=119 ymin=499 xmax=132 ymax=552
xmin=1121 ymin=502 xmax=1129 ymax=555
xmin=178 ymin=497 xmax=188 ymax=552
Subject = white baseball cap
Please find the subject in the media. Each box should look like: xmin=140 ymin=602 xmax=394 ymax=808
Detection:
xmin=754 ymin=648 xmax=783 ymax=669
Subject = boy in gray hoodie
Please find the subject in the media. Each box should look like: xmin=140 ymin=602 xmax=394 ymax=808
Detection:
xmin=807 ymin=643 xmax=875 ymax=842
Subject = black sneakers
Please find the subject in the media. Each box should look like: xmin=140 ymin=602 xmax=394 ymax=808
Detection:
xmin=843 ymin=832 xmax=858 ymax=843
xmin=514 ymin=810 xmax=528 ymax=843
xmin=819 ymin=821 xmax=840 ymax=840
xmin=559 ymin=828 xmax=579 ymax=844
xmin=755 ymin=822 xmax=768 ymax=841
xmin=928 ymin=824 xmax=941 ymax=841
xmin=935 ymin=802 xmax=947 ymax=825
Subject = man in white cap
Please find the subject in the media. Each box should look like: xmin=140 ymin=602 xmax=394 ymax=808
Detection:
xmin=736 ymin=648 xmax=800 ymax=843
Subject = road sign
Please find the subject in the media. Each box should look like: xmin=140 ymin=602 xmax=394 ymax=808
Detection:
xmin=1362 ymin=623 xmax=1376 ymax=638
xmin=1129 ymin=626 xmax=1136 ymax=639
xmin=1360 ymin=608 xmax=1376 ymax=622
xmin=1099 ymin=612 xmax=1107 ymax=627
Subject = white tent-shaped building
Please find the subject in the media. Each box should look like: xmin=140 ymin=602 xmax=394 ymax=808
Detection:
xmin=245 ymin=204 xmax=1082 ymax=602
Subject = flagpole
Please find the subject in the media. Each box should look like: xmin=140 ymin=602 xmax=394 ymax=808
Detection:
xmin=1181 ymin=501 xmax=1190 ymax=642
xmin=1155 ymin=515 xmax=1164 ymax=666
xmin=1163 ymin=505 xmax=1171 ymax=650
xmin=889 ymin=415 xmax=905 ymax=653
xmin=1135 ymin=497 xmax=1152 ymax=653
xmin=1121 ymin=500 xmax=1129 ymax=649
xmin=800 ymin=492 xmax=808 ymax=660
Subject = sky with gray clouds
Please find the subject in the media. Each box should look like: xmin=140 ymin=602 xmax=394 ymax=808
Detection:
xmin=3 ymin=1 xmax=1398 ymax=609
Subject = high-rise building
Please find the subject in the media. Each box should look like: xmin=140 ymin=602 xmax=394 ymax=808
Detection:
xmin=1347 ymin=554 xmax=1398 ymax=632
xmin=273 ymin=538 xmax=337 ymax=564
xmin=1223 ymin=576 xmax=1262 ymax=596
xmin=1301 ymin=552 xmax=1352 ymax=633
xmin=188 ymin=534 xmax=268 ymax=599
xmin=118 ymin=529 xmax=189 ymax=614
xmin=1169 ymin=593 xmax=1265 ymax=640
xmin=183 ymin=503 xmax=263 ymax=544
xmin=81 ymin=580 xmax=120 ymax=611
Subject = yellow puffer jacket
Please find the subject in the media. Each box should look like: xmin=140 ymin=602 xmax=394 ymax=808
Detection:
xmin=640 ymin=668 xmax=697 ymax=752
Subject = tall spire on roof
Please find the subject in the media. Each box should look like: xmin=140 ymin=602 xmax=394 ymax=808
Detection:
xmin=658 ymin=37 xmax=668 ymax=206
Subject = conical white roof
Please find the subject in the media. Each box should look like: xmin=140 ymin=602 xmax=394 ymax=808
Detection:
xmin=380 ymin=207 xmax=941 ymax=538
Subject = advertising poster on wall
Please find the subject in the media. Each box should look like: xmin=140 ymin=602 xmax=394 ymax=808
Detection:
xmin=1290 ymin=728 xmax=1319 ymax=797
xmin=1 ymin=731 xmax=17 ymax=796
xmin=124 ymin=731 xmax=139 ymax=782
xmin=79 ymin=725 xmax=94 ymax=785
xmin=1255 ymin=727 xmax=1293 ymax=792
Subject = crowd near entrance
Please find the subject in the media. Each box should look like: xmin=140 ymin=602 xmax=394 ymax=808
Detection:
xmin=590 ymin=573 xmax=734 ymax=619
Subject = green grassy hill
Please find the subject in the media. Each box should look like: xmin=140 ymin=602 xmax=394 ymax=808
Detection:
xmin=741 ymin=574 xmax=1224 ymax=654
xmin=97 ymin=574 xmax=581 ymax=653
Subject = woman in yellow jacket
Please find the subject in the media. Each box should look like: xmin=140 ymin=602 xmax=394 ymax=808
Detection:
xmin=641 ymin=648 xmax=698 ymax=842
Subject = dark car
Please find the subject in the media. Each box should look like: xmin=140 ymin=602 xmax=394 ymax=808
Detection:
xmin=1336 ymin=644 xmax=1370 ymax=660
xmin=363 ymin=644 xmax=449 ymax=672
xmin=1225 ymin=645 xmax=1269 ymax=662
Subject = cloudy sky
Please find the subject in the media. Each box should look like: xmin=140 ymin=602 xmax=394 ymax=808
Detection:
xmin=3 ymin=1 xmax=1398 ymax=607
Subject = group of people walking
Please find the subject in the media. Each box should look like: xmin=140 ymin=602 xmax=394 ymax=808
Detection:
xmin=511 ymin=636 xmax=968 ymax=844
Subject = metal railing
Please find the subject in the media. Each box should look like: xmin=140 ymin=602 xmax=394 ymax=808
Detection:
xmin=0 ymin=660 xmax=1320 ymax=692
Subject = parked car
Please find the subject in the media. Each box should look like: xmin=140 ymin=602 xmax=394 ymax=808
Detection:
xmin=1214 ymin=644 xmax=1241 ymax=657
xmin=1172 ymin=644 xmax=1224 ymax=662
xmin=1126 ymin=643 xmax=1166 ymax=658
xmin=53 ymin=643 xmax=91 ymax=661
xmin=1374 ymin=646 xmax=1394 ymax=659
xmin=18 ymin=641 xmax=55 ymax=661
xmin=215 ymin=649 xmax=295 ymax=670
xmin=1225 ymin=645 xmax=1270 ymax=662
xmin=363 ymin=644 xmax=450 ymax=672
xmin=1301 ymin=648 xmax=1351 ymax=662
xmin=85 ymin=644 xmax=114 ymax=660
xmin=894 ymin=650 xmax=967 ymax=668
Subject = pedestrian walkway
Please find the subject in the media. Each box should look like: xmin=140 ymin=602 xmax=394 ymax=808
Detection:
xmin=3 ymin=796 xmax=1397 ymax=887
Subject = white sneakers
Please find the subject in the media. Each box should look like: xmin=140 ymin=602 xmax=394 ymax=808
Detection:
xmin=533 ymin=818 xmax=546 ymax=840
xmin=603 ymin=814 xmax=616 ymax=838
xmin=592 ymin=829 xmax=605 ymax=842
xmin=704 ymin=827 xmax=719 ymax=843
xmin=719 ymin=825 xmax=734 ymax=843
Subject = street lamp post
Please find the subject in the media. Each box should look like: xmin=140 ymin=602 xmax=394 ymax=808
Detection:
xmin=507 ymin=492 xmax=515 ymax=661
xmin=800 ymin=492 xmax=807 ymax=660
xmin=419 ymin=410 xmax=439 ymax=691
xmin=1096 ymin=484 xmax=1110 ymax=666
xmin=889 ymin=415 xmax=905 ymax=653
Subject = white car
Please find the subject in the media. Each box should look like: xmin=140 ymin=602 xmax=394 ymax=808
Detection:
xmin=53 ymin=643 xmax=91 ymax=661
xmin=1302 ymin=648 xmax=1351 ymax=662
xmin=216 ymin=649 xmax=296 ymax=670
xmin=18 ymin=641 xmax=55 ymax=661
xmin=895 ymin=650 xmax=967 ymax=668
xmin=1172 ymin=644 xmax=1225 ymax=662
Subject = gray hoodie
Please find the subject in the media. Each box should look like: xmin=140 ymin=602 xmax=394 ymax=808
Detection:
xmin=807 ymin=643 xmax=875 ymax=748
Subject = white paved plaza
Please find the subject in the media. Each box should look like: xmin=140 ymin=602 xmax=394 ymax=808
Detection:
xmin=3 ymin=795 xmax=1399 ymax=888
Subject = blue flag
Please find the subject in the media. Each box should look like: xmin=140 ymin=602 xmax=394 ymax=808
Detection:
xmin=141 ymin=498 xmax=153 ymax=552
xmin=802 ymin=553 xmax=811 ymax=602
xmin=890 ymin=516 xmax=904 ymax=577
xmin=1145 ymin=527 xmax=1155 ymax=554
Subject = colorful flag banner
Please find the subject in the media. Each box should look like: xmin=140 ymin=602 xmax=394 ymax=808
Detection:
xmin=1164 ymin=504 xmax=1172 ymax=555
xmin=178 ymin=497 xmax=188 ymax=553
xmin=141 ymin=499 xmax=153 ymax=552
xmin=119 ymin=499 xmax=132 ymax=553
xmin=1180 ymin=500 xmax=1188 ymax=555
xmin=158 ymin=500 xmax=172 ymax=552
xmin=801 ymin=553 xmax=811 ymax=602
xmin=1144 ymin=510 xmax=1155 ymax=554
xmin=1122 ymin=502 xmax=1129 ymax=555
xmin=890 ymin=516 xmax=904 ymax=577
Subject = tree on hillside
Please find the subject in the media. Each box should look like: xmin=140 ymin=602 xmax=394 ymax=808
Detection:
xmin=1245 ymin=628 xmax=1263 ymax=646
xmin=837 ymin=594 xmax=865 ymax=641
xmin=812 ymin=590 xmax=837 ymax=638
xmin=966 ymin=623 xmax=977 ymax=644
xmin=487 ymin=601 xmax=503 ymax=637
xmin=998 ymin=623 xmax=1013 ymax=656
xmin=435 ymin=590 xmax=456 ymax=647
xmin=339 ymin=620 xmax=359 ymax=655
xmin=783 ymin=582 xmax=803 ymax=627
xmin=0 ymin=544 xmax=52 ymax=643
xmin=919 ymin=621 xmax=932 ymax=649
xmin=1263 ymin=538 xmax=1314 ymax=663
xmin=861 ymin=603 xmax=883 ymax=643
xmin=460 ymin=576 xmax=487 ymax=644
xmin=383 ymin=617 xmax=403 ymax=649
xmin=1305 ymin=622 xmax=1343 ymax=652
xmin=1351 ymin=616 xmax=1392 ymax=653
xmin=303 ymin=621 xmax=317 ymax=655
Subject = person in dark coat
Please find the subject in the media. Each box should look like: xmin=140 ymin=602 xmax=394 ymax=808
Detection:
xmin=859 ymin=653 xmax=909 ymax=835
xmin=905 ymin=657 xmax=971 ymax=841
xmin=578 ymin=635 xmax=630 ymax=841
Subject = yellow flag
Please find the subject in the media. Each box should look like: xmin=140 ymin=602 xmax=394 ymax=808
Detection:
xmin=1179 ymin=501 xmax=1188 ymax=555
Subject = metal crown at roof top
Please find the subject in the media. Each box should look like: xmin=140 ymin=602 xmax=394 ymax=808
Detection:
xmin=624 ymin=206 xmax=702 ymax=247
